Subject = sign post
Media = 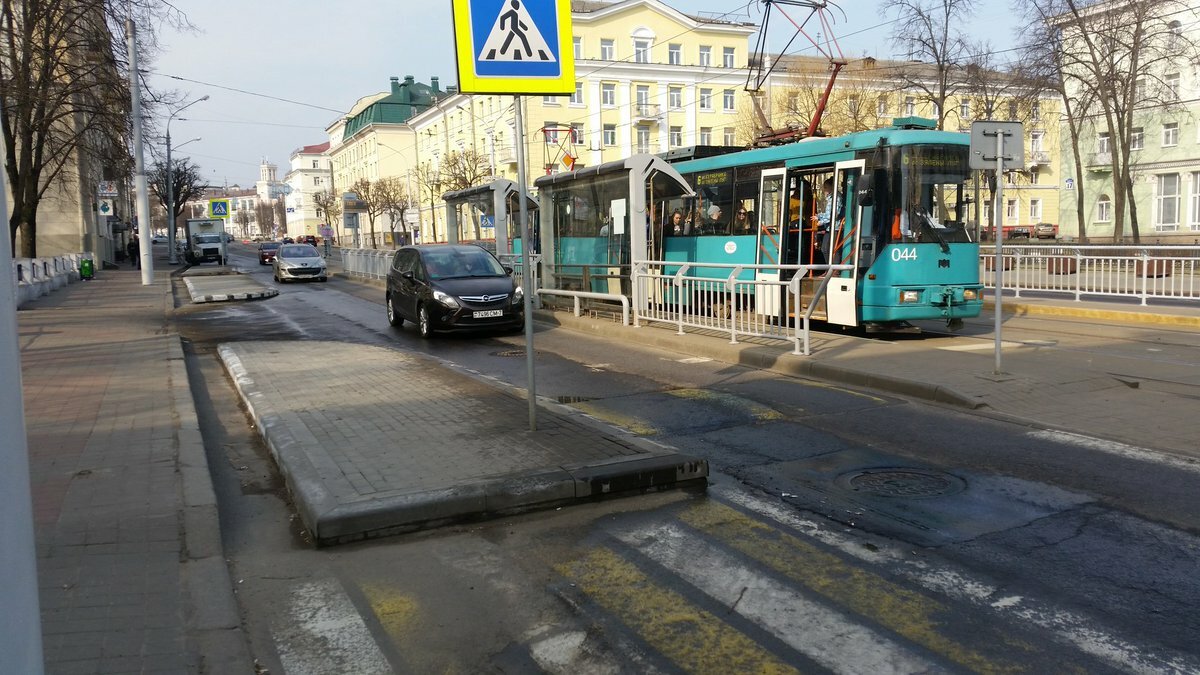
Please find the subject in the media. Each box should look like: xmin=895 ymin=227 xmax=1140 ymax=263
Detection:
xmin=453 ymin=0 xmax=574 ymax=431
xmin=970 ymin=121 xmax=1023 ymax=375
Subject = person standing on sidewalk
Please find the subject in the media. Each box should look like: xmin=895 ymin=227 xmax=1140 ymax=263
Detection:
xmin=127 ymin=234 xmax=140 ymax=269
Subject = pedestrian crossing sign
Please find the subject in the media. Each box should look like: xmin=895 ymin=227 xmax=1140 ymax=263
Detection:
xmin=452 ymin=0 xmax=574 ymax=94
xmin=209 ymin=199 xmax=229 ymax=217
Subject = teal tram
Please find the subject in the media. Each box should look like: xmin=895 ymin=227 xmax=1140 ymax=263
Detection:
xmin=534 ymin=118 xmax=984 ymax=331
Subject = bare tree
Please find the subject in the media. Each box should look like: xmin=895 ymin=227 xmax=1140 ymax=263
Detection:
xmin=881 ymin=0 xmax=979 ymax=130
xmin=1022 ymin=0 xmax=1200 ymax=242
xmin=371 ymin=176 xmax=416 ymax=246
xmin=312 ymin=188 xmax=341 ymax=244
xmin=233 ymin=207 xmax=250 ymax=239
xmin=273 ymin=197 xmax=287 ymax=236
xmin=149 ymin=157 xmax=204 ymax=240
xmin=768 ymin=57 xmax=887 ymax=139
xmin=1 ymin=0 xmax=187 ymax=257
xmin=414 ymin=162 xmax=443 ymax=242
xmin=439 ymin=149 xmax=491 ymax=192
xmin=256 ymin=199 xmax=275 ymax=238
xmin=350 ymin=178 xmax=388 ymax=249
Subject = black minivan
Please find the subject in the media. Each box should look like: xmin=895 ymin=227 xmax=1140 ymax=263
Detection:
xmin=385 ymin=244 xmax=524 ymax=338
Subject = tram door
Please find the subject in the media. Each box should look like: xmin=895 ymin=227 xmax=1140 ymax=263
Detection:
xmin=754 ymin=168 xmax=786 ymax=318
xmin=826 ymin=160 xmax=865 ymax=327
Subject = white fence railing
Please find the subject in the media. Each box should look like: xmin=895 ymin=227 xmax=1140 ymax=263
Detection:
xmin=628 ymin=260 xmax=852 ymax=355
xmin=981 ymin=245 xmax=1200 ymax=305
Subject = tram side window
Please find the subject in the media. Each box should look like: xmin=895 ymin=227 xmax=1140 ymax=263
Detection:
xmin=689 ymin=169 xmax=734 ymax=236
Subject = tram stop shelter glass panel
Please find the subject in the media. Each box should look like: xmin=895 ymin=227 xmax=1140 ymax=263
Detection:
xmin=442 ymin=179 xmax=538 ymax=256
xmin=534 ymin=154 xmax=691 ymax=295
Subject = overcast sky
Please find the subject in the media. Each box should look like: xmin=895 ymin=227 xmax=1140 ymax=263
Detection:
xmin=144 ymin=0 xmax=1022 ymax=188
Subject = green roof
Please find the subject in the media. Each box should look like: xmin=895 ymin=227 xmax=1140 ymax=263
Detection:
xmin=343 ymin=76 xmax=447 ymax=138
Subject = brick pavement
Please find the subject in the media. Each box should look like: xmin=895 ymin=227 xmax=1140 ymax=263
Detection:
xmin=219 ymin=340 xmax=707 ymax=545
xmin=18 ymin=262 xmax=250 ymax=673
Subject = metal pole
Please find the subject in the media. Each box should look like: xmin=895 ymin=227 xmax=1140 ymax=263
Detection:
xmin=165 ymin=127 xmax=175 ymax=263
xmin=0 ymin=104 xmax=45 ymax=673
xmin=127 ymin=20 xmax=153 ymax=283
xmin=993 ymin=131 xmax=1005 ymax=375
xmin=513 ymin=95 xmax=537 ymax=431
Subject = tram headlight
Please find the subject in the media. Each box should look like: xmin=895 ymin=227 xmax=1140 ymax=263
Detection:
xmin=963 ymin=288 xmax=978 ymax=301
xmin=899 ymin=290 xmax=921 ymax=304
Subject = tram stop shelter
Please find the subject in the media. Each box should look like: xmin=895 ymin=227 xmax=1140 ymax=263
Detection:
xmin=533 ymin=154 xmax=691 ymax=297
xmin=442 ymin=179 xmax=538 ymax=257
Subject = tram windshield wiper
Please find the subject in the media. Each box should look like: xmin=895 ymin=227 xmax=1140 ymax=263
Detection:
xmin=917 ymin=212 xmax=951 ymax=253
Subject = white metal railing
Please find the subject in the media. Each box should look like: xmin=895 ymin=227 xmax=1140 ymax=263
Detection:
xmin=630 ymin=260 xmax=852 ymax=355
xmin=537 ymin=288 xmax=628 ymax=325
xmin=340 ymin=248 xmax=393 ymax=280
xmin=981 ymin=245 xmax=1200 ymax=305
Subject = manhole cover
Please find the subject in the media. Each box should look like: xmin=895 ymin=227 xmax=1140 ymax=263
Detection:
xmin=835 ymin=468 xmax=966 ymax=499
xmin=495 ymin=349 xmax=526 ymax=357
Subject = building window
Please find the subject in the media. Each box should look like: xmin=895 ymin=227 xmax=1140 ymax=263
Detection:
xmin=1006 ymin=198 xmax=1018 ymax=221
xmin=634 ymin=39 xmax=650 ymax=63
xmin=722 ymin=89 xmax=735 ymax=111
xmin=570 ymin=82 xmax=583 ymax=105
xmin=1097 ymin=195 xmax=1111 ymax=222
xmin=1158 ymin=174 xmax=1181 ymax=228
xmin=723 ymin=47 xmax=735 ymax=68
xmin=669 ymin=126 xmax=682 ymax=147
xmin=724 ymin=127 xmax=736 ymax=145
xmin=877 ymin=96 xmax=888 ymax=116
xmin=1031 ymin=101 xmax=1041 ymax=120
xmin=700 ymin=88 xmax=712 ymax=110
xmin=601 ymin=83 xmax=615 ymax=106
xmin=635 ymin=84 xmax=650 ymax=107
xmin=543 ymin=95 xmax=558 ymax=105
xmin=669 ymin=86 xmax=682 ymax=109
xmin=848 ymin=95 xmax=859 ymax=115
xmin=1192 ymin=173 xmax=1200 ymax=227
xmin=635 ymin=126 xmax=650 ymax=153
xmin=959 ymin=99 xmax=970 ymax=120
xmin=1097 ymin=132 xmax=1110 ymax=154
xmin=1163 ymin=122 xmax=1179 ymax=147
xmin=904 ymin=97 xmax=915 ymax=116
xmin=573 ymin=36 xmax=582 ymax=60
xmin=600 ymin=39 xmax=614 ymax=60
xmin=1029 ymin=199 xmax=1042 ymax=220
xmin=314 ymin=177 xmax=322 ymax=186
xmin=1131 ymin=127 xmax=1144 ymax=150
xmin=1166 ymin=72 xmax=1181 ymax=99
xmin=1029 ymin=131 xmax=1043 ymax=151
xmin=1008 ymin=101 xmax=1018 ymax=118
xmin=544 ymin=122 xmax=559 ymax=144
xmin=311 ymin=159 xmax=319 ymax=169
xmin=570 ymin=123 xmax=584 ymax=144
xmin=1135 ymin=78 xmax=1147 ymax=101
xmin=603 ymin=124 xmax=616 ymax=146
xmin=1030 ymin=169 xmax=1039 ymax=185
xmin=699 ymin=46 xmax=711 ymax=67
xmin=699 ymin=127 xmax=712 ymax=145
xmin=668 ymin=44 xmax=681 ymax=65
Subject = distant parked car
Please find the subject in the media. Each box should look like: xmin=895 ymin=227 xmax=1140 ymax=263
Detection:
xmin=273 ymin=244 xmax=327 ymax=283
xmin=298 ymin=234 xmax=318 ymax=246
xmin=385 ymin=244 xmax=523 ymax=338
xmin=257 ymin=241 xmax=281 ymax=265
xmin=1034 ymin=222 xmax=1058 ymax=239
xmin=282 ymin=237 xmax=295 ymax=244
xmin=151 ymin=234 xmax=167 ymax=244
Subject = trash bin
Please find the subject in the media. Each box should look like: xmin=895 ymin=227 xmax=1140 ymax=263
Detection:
xmin=80 ymin=257 xmax=94 ymax=280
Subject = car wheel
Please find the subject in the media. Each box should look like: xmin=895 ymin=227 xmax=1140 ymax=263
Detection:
xmin=418 ymin=304 xmax=433 ymax=339
xmin=386 ymin=294 xmax=403 ymax=327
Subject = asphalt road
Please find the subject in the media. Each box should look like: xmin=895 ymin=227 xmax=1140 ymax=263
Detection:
xmin=174 ymin=243 xmax=1200 ymax=674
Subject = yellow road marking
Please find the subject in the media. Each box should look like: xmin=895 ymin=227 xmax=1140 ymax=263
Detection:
xmin=362 ymin=583 xmax=420 ymax=638
xmin=681 ymin=501 xmax=1034 ymax=673
xmin=570 ymin=401 xmax=659 ymax=435
xmin=667 ymin=388 xmax=786 ymax=421
xmin=558 ymin=548 xmax=801 ymax=675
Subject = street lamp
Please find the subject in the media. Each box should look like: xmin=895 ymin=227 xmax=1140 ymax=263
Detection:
xmin=165 ymin=95 xmax=209 ymax=263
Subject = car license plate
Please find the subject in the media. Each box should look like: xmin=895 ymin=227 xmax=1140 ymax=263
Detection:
xmin=473 ymin=309 xmax=503 ymax=318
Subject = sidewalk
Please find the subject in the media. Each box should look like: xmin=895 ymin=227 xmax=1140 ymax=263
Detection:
xmin=17 ymin=258 xmax=251 ymax=673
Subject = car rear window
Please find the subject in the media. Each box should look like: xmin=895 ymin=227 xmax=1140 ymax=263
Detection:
xmin=261 ymin=242 xmax=281 ymax=250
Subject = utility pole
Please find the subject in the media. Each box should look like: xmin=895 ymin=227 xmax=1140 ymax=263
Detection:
xmin=0 ymin=100 xmax=45 ymax=673
xmin=127 ymin=20 xmax=153 ymax=283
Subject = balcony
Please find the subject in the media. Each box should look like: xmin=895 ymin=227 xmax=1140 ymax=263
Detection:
xmin=496 ymin=143 xmax=518 ymax=166
xmin=1027 ymin=150 xmax=1051 ymax=167
xmin=1089 ymin=151 xmax=1113 ymax=171
xmin=633 ymin=104 xmax=661 ymax=122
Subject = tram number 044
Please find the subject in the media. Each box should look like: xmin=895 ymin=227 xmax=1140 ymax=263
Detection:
xmin=891 ymin=247 xmax=918 ymax=262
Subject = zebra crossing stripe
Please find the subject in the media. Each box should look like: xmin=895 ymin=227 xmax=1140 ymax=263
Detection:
xmin=557 ymin=548 xmax=800 ymax=675
xmin=678 ymin=501 xmax=1029 ymax=673
xmin=273 ymin=578 xmax=392 ymax=675
xmin=614 ymin=521 xmax=941 ymax=674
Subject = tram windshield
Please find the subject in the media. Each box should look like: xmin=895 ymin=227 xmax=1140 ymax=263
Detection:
xmin=896 ymin=144 xmax=974 ymax=245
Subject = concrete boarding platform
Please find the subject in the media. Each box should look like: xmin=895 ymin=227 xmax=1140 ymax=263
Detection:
xmin=183 ymin=274 xmax=278 ymax=303
xmin=218 ymin=341 xmax=707 ymax=546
